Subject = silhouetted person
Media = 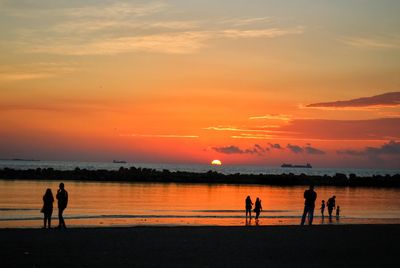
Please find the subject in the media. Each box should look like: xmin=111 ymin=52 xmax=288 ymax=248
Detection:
xmin=56 ymin=182 xmax=68 ymax=229
xmin=245 ymin=196 xmax=253 ymax=219
xmin=320 ymin=200 xmax=325 ymax=218
xmin=301 ymin=185 xmax=317 ymax=225
xmin=336 ymin=206 xmax=340 ymax=219
xmin=254 ymin=197 xmax=262 ymax=220
xmin=327 ymin=196 xmax=336 ymax=219
xmin=42 ymin=188 xmax=54 ymax=229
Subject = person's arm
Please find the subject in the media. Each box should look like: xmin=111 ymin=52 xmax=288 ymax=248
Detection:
xmin=65 ymin=191 xmax=68 ymax=207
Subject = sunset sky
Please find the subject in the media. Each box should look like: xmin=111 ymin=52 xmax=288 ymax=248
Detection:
xmin=1 ymin=0 xmax=399 ymax=168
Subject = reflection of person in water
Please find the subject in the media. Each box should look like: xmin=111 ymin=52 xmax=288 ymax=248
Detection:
xmin=254 ymin=198 xmax=262 ymax=220
xmin=245 ymin=196 xmax=253 ymax=219
xmin=42 ymin=188 xmax=54 ymax=229
xmin=56 ymin=182 xmax=68 ymax=229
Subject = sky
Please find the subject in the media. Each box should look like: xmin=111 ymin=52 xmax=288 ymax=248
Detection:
xmin=0 ymin=0 xmax=399 ymax=168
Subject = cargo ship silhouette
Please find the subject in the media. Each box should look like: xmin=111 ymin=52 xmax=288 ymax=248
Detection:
xmin=281 ymin=163 xmax=312 ymax=168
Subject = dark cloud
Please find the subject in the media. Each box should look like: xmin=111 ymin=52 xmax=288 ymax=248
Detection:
xmin=336 ymin=150 xmax=365 ymax=156
xmin=287 ymin=144 xmax=325 ymax=155
xmin=365 ymin=140 xmax=400 ymax=155
xmin=337 ymin=140 xmax=400 ymax=158
xmin=287 ymin=144 xmax=304 ymax=154
xmin=304 ymin=146 xmax=326 ymax=155
xmin=212 ymin=144 xmax=269 ymax=156
xmin=254 ymin=144 xmax=270 ymax=153
xmin=213 ymin=145 xmax=244 ymax=154
xmin=307 ymin=92 xmax=400 ymax=108
xmin=269 ymin=143 xmax=283 ymax=149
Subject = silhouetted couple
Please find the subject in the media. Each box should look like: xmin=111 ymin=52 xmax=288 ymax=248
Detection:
xmin=327 ymin=195 xmax=336 ymax=220
xmin=41 ymin=182 xmax=68 ymax=229
xmin=301 ymin=185 xmax=317 ymax=225
xmin=245 ymin=196 xmax=262 ymax=220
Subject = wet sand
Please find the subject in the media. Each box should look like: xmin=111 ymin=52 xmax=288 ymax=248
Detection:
xmin=1 ymin=225 xmax=398 ymax=267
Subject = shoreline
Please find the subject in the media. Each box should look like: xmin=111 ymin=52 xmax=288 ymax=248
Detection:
xmin=1 ymin=224 xmax=398 ymax=267
xmin=1 ymin=167 xmax=400 ymax=187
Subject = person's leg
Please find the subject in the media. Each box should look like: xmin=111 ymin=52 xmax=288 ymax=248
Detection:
xmin=58 ymin=208 xmax=65 ymax=228
xmin=62 ymin=209 xmax=66 ymax=228
xmin=308 ymin=208 xmax=314 ymax=225
xmin=48 ymin=212 xmax=52 ymax=228
xmin=43 ymin=214 xmax=47 ymax=228
xmin=301 ymin=206 xmax=308 ymax=225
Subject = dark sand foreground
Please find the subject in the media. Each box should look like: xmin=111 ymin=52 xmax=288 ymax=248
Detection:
xmin=1 ymin=225 xmax=398 ymax=268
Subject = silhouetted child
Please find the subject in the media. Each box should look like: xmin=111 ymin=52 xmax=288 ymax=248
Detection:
xmin=320 ymin=200 xmax=325 ymax=217
xmin=254 ymin=197 xmax=262 ymax=220
xmin=56 ymin=182 xmax=68 ymax=229
xmin=245 ymin=196 xmax=253 ymax=219
xmin=41 ymin=188 xmax=54 ymax=229
xmin=336 ymin=206 xmax=340 ymax=218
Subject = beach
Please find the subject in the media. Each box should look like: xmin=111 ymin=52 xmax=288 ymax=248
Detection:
xmin=1 ymin=225 xmax=398 ymax=267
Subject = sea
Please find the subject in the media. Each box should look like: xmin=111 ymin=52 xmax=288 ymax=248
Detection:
xmin=0 ymin=159 xmax=399 ymax=177
xmin=0 ymin=160 xmax=399 ymax=228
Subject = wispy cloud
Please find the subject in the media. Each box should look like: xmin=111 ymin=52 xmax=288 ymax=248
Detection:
xmin=121 ymin=134 xmax=199 ymax=139
xmin=25 ymin=32 xmax=211 ymax=55
xmin=4 ymin=2 xmax=304 ymax=55
xmin=307 ymin=92 xmax=400 ymax=109
xmin=340 ymin=35 xmax=400 ymax=50
xmin=221 ymin=27 xmax=303 ymax=39
xmin=0 ymin=62 xmax=77 ymax=81
xmin=249 ymin=114 xmax=292 ymax=121
xmin=204 ymin=126 xmax=291 ymax=134
xmin=231 ymin=134 xmax=275 ymax=140
xmin=221 ymin=17 xmax=273 ymax=27
xmin=278 ymin=118 xmax=400 ymax=141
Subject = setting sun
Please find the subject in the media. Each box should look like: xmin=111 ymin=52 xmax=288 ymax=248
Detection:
xmin=211 ymin=160 xmax=222 ymax=166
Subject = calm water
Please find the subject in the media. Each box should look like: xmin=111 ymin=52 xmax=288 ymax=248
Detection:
xmin=1 ymin=180 xmax=400 ymax=228
xmin=0 ymin=160 xmax=399 ymax=177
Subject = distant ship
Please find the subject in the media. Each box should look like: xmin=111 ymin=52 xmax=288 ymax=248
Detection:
xmin=281 ymin=163 xmax=312 ymax=168
xmin=113 ymin=160 xmax=127 ymax=164
xmin=9 ymin=158 xmax=40 ymax=162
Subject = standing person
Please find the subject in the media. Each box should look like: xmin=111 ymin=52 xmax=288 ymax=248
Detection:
xmin=254 ymin=197 xmax=262 ymax=220
xmin=320 ymin=200 xmax=326 ymax=218
xmin=41 ymin=188 xmax=54 ymax=229
xmin=245 ymin=196 xmax=253 ymax=219
xmin=301 ymin=185 xmax=317 ymax=225
xmin=56 ymin=182 xmax=68 ymax=229
xmin=327 ymin=196 xmax=336 ymax=219
xmin=336 ymin=206 xmax=340 ymax=219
